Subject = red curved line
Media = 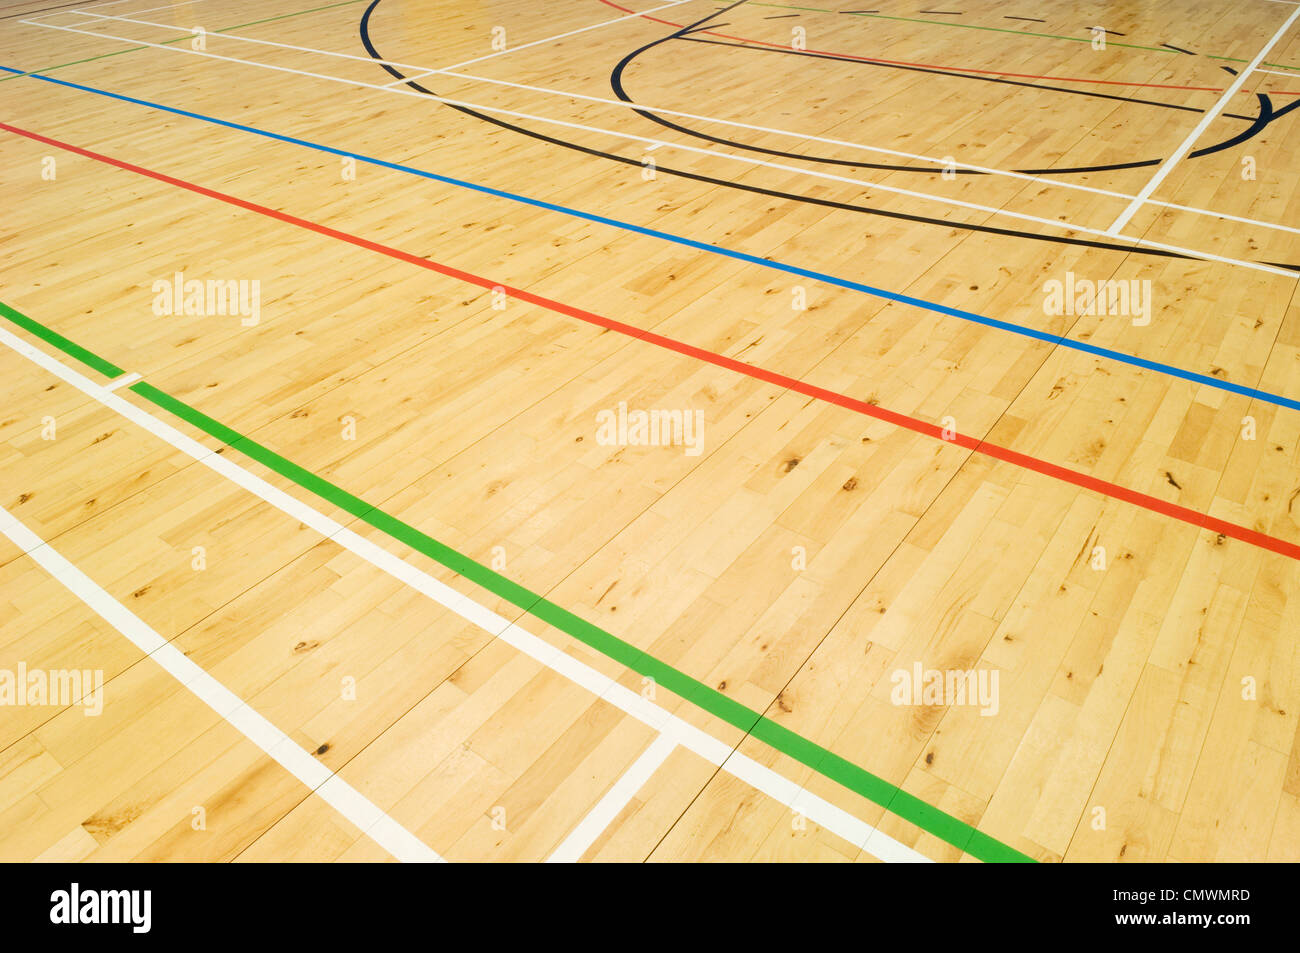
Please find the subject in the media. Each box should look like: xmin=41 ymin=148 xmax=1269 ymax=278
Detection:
xmin=600 ymin=0 xmax=1232 ymax=92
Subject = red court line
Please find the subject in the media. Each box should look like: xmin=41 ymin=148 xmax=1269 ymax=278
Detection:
xmin=599 ymin=0 xmax=1239 ymax=93
xmin=4 ymin=117 xmax=1298 ymax=564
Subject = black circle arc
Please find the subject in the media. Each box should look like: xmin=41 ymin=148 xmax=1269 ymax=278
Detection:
xmin=619 ymin=28 xmax=1299 ymax=177
xmin=357 ymin=0 xmax=1292 ymax=267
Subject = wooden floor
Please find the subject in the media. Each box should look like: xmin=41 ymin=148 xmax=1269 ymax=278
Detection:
xmin=0 ymin=0 xmax=1298 ymax=863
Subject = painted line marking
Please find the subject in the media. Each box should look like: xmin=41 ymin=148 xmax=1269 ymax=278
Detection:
xmin=43 ymin=14 xmax=1266 ymax=269
xmin=547 ymin=732 xmax=677 ymax=862
xmin=12 ymin=18 xmax=1300 ymax=268
xmin=2 ymin=84 xmax=1299 ymax=408
xmin=2 ymin=3 xmax=97 ymax=21
xmin=1107 ymin=2 xmax=1300 ymax=235
xmin=0 ymin=1 xmax=371 ymax=84
xmin=1256 ymin=65 xmax=1300 ymax=77
xmin=109 ymin=0 xmax=218 ymax=15
xmin=104 ymin=370 xmax=141 ymax=390
xmin=59 ymin=0 xmax=172 ymax=11
xmin=713 ymin=0 xmax=1300 ymax=67
xmin=0 ymin=502 xmax=443 ymax=863
xmin=0 ymin=319 xmax=934 ymax=863
xmin=3 ymin=122 xmax=1300 ymax=558
xmin=430 ymin=0 xmax=694 ymax=72
xmin=601 ymin=0 xmax=1231 ymax=89
xmin=74 ymin=7 xmax=1300 ymax=238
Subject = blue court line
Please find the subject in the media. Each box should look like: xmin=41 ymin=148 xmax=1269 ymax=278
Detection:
xmin=4 ymin=62 xmax=1299 ymax=414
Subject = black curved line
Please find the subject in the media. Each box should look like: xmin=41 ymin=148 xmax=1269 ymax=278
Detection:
xmin=0 ymin=0 xmax=88 ymax=19
xmin=679 ymin=35 xmax=1259 ymax=120
xmin=651 ymin=35 xmax=1282 ymax=176
xmin=1199 ymin=93 xmax=1300 ymax=153
xmin=365 ymin=1 xmax=1300 ymax=268
xmin=358 ymin=0 xmax=1190 ymax=260
xmin=1021 ymin=94 xmax=1300 ymax=172
xmin=615 ymin=31 xmax=972 ymax=175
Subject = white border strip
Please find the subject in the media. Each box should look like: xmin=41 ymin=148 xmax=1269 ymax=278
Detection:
xmin=547 ymin=732 xmax=677 ymax=862
xmin=0 ymin=326 xmax=930 ymax=862
xmin=1107 ymin=2 xmax=1300 ymax=234
xmin=0 ymin=502 xmax=443 ymax=863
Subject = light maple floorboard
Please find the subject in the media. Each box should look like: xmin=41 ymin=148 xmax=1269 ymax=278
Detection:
xmin=0 ymin=0 xmax=1298 ymax=861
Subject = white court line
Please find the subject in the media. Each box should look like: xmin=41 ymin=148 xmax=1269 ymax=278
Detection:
xmin=104 ymin=370 xmax=141 ymax=390
xmin=111 ymin=0 xmax=217 ymax=16
xmin=0 ymin=502 xmax=443 ymax=863
xmin=429 ymin=0 xmax=695 ymax=73
xmin=67 ymin=0 xmax=203 ymax=13
xmin=1256 ymin=66 xmax=1300 ymax=77
xmin=547 ymin=732 xmax=677 ymax=862
xmin=19 ymin=0 xmax=131 ymax=15
xmin=0 ymin=324 xmax=929 ymax=863
xmin=1107 ymin=2 xmax=1300 ymax=235
xmin=27 ymin=18 xmax=1300 ymax=278
xmin=78 ymin=7 xmax=1300 ymax=238
xmin=19 ymin=11 xmax=100 ymax=23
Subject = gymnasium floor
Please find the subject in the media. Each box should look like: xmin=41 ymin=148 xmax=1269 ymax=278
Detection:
xmin=0 ymin=0 xmax=1297 ymax=864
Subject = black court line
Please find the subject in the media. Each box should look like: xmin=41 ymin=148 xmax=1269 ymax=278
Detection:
xmin=919 ymin=9 xmax=962 ymax=14
xmin=0 ymin=1 xmax=90 ymax=19
xmin=1162 ymin=43 xmax=1196 ymax=55
xmin=359 ymin=0 xmax=1192 ymax=261
xmin=764 ymin=13 xmax=800 ymax=17
xmin=359 ymin=0 xmax=1297 ymax=269
xmin=840 ymin=9 xmax=880 ymax=13
xmin=1089 ymin=26 xmax=1126 ymax=36
xmin=674 ymin=35 xmax=1286 ymax=175
xmin=680 ymin=35 xmax=1248 ymax=120
xmin=1004 ymin=16 xmax=1045 ymax=23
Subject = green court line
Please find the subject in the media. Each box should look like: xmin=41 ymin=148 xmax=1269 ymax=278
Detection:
xmin=0 ymin=299 xmax=1033 ymax=862
xmin=0 ymin=301 xmax=123 ymax=377
xmin=1207 ymin=54 xmax=1300 ymax=72
xmin=750 ymin=1 xmax=1300 ymax=70
xmin=9 ymin=0 xmax=1297 ymax=82
xmin=0 ymin=0 xmax=369 ymax=82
